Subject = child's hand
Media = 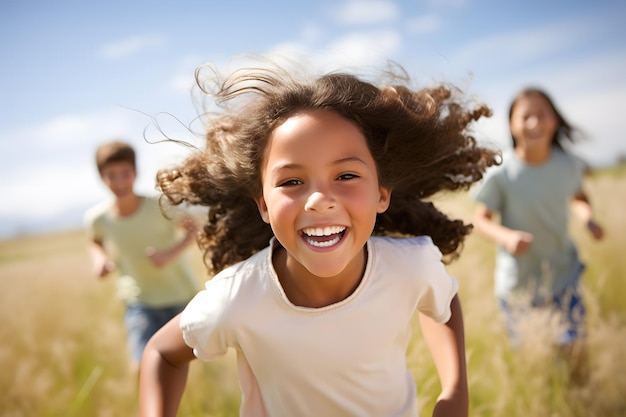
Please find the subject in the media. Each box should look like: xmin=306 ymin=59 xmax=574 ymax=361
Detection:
xmin=145 ymin=246 xmax=170 ymax=268
xmin=180 ymin=216 xmax=198 ymax=233
xmin=504 ymin=230 xmax=533 ymax=255
xmin=587 ymin=219 xmax=604 ymax=240
xmin=96 ymin=259 xmax=116 ymax=278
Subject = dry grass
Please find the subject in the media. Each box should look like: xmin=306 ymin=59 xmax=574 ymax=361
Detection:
xmin=1 ymin=166 xmax=625 ymax=416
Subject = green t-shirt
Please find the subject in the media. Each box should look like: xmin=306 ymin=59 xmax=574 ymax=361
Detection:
xmin=85 ymin=195 xmax=199 ymax=307
xmin=472 ymin=149 xmax=585 ymax=303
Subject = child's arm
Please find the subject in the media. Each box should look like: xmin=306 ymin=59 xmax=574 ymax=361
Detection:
xmin=145 ymin=217 xmax=198 ymax=268
xmin=418 ymin=294 xmax=468 ymax=417
xmin=87 ymin=239 xmax=115 ymax=278
xmin=473 ymin=203 xmax=533 ymax=255
xmin=139 ymin=313 xmax=196 ymax=417
xmin=571 ymin=191 xmax=604 ymax=240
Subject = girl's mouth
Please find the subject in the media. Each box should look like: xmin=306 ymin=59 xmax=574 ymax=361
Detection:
xmin=301 ymin=226 xmax=346 ymax=248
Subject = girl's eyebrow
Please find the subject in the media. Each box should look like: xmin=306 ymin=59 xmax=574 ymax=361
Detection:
xmin=270 ymin=156 xmax=369 ymax=172
xmin=334 ymin=156 xmax=369 ymax=166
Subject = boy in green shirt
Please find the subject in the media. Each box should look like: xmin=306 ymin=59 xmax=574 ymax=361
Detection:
xmin=85 ymin=140 xmax=199 ymax=373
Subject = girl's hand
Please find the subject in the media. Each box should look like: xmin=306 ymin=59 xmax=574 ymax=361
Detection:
xmin=587 ymin=219 xmax=604 ymax=240
xmin=504 ymin=230 xmax=533 ymax=255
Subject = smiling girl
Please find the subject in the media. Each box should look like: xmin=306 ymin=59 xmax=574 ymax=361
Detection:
xmin=472 ymin=88 xmax=604 ymax=379
xmin=139 ymin=60 xmax=499 ymax=417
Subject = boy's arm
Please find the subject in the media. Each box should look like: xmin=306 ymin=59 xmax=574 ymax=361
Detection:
xmin=571 ymin=191 xmax=604 ymax=240
xmin=145 ymin=217 xmax=198 ymax=268
xmin=473 ymin=203 xmax=533 ymax=255
xmin=418 ymin=294 xmax=468 ymax=417
xmin=139 ymin=313 xmax=196 ymax=417
xmin=88 ymin=239 xmax=115 ymax=279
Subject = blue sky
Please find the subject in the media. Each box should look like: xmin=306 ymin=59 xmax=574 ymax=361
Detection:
xmin=1 ymin=0 xmax=625 ymax=238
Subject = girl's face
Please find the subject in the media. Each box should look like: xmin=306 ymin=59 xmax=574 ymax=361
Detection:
xmin=255 ymin=110 xmax=391 ymax=280
xmin=510 ymin=92 xmax=559 ymax=153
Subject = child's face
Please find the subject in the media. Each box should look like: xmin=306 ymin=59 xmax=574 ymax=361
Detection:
xmin=510 ymin=93 xmax=559 ymax=152
xmin=255 ymin=110 xmax=391 ymax=279
xmin=100 ymin=161 xmax=136 ymax=199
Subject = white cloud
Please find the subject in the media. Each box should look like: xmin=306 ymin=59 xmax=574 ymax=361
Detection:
xmin=264 ymin=29 xmax=401 ymax=75
xmin=34 ymin=115 xmax=92 ymax=146
xmin=531 ymin=50 xmax=626 ymax=96
xmin=0 ymin=160 xmax=102 ymax=218
xmin=560 ymin=86 xmax=625 ymax=167
xmin=322 ymin=30 xmax=402 ymax=70
xmin=3 ymin=108 xmax=147 ymax=151
xmin=406 ymin=14 xmax=443 ymax=34
xmin=449 ymin=23 xmax=582 ymax=73
xmin=333 ymin=0 xmax=398 ymax=25
xmin=264 ymin=44 xmax=314 ymax=70
xmin=300 ymin=23 xmax=324 ymax=44
xmin=99 ymin=34 xmax=167 ymax=60
xmin=169 ymin=54 xmax=209 ymax=94
xmin=0 ymin=107 xmax=198 ymax=223
xmin=447 ymin=10 xmax=625 ymax=82
xmin=170 ymin=73 xmax=196 ymax=94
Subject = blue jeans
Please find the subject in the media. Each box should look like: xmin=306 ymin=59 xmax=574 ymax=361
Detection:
xmin=124 ymin=303 xmax=188 ymax=363
xmin=499 ymin=280 xmax=586 ymax=347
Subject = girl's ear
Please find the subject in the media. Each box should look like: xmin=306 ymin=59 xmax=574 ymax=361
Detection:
xmin=254 ymin=196 xmax=271 ymax=224
xmin=377 ymin=186 xmax=392 ymax=213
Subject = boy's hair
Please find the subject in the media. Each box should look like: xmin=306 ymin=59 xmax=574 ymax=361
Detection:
xmin=508 ymin=87 xmax=577 ymax=150
xmin=157 ymin=61 xmax=500 ymax=274
xmin=96 ymin=140 xmax=136 ymax=175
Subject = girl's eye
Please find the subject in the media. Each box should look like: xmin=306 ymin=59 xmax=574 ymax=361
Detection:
xmin=338 ymin=173 xmax=359 ymax=181
xmin=278 ymin=179 xmax=302 ymax=187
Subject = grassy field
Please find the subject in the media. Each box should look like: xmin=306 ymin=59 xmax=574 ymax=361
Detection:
xmin=1 ymin=165 xmax=625 ymax=417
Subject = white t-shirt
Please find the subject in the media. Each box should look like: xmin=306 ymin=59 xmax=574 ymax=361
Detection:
xmin=181 ymin=236 xmax=458 ymax=417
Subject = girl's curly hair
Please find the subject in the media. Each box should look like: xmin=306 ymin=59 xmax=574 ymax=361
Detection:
xmin=157 ymin=61 xmax=500 ymax=274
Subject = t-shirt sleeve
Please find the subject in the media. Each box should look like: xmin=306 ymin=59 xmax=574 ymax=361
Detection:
xmin=83 ymin=205 xmax=103 ymax=242
xmin=179 ymin=277 xmax=231 ymax=361
xmin=569 ymin=154 xmax=586 ymax=195
xmin=471 ymin=168 xmax=503 ymax=213
xmin=411 ymin=238 xmax=459 ymax=324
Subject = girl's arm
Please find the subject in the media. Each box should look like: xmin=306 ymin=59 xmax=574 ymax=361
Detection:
xmin=139 ymin=313 xmax=196 ymax=417
xmin=473 ymin=203 xmax=533 ymax=255
xmin=418 ymin=294 xmax=468 ymax=417
xmin=571 ymin=191 xmax=604 ymax=240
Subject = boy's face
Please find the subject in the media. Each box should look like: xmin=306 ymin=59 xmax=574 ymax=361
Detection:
xmin=100 ymin=161 xmax=136 ymax=199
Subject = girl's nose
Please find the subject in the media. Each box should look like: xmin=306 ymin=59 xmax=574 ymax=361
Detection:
xmin=304 ymin=190 xmax=336 ymax=211
xmin=526 ymin=116 xmax=539 ymax=129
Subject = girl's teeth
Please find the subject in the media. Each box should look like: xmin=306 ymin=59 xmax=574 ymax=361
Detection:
xmin=306 ymin=235 xmax=341 ymax=247
xmin=302 ymin=226 xmax=345 ymax=248
xmin=303 ymin=226 xmax=345 ymax=236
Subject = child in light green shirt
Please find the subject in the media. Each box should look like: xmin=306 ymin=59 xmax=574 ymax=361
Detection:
xmin=85 ymin=140 xmax=199 ymax=368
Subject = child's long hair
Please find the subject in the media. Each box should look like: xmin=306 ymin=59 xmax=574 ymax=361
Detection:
xmin=158 ymin=61 xmax=500 ymax=274
xmin=508 ymin=87 xmax=578 ymax=150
